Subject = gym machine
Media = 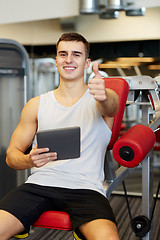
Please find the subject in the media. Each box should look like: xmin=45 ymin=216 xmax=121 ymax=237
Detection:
xmin=32 ymin=75 xmax=159 ymax=240
xmin=105 ymin=75 xmax=160 ymax=239
xmin=30 ymin=58 xmax=59 ymax=98
xmin=0 ymin=39 xmax=30 ymax=198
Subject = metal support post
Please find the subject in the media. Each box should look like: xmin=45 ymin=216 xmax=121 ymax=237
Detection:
xmin=141 ymin=105 xmax=153 ymax=240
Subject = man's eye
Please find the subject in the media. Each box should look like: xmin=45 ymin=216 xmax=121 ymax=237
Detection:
xmin=60 ymin=53 xmax=66 ymax=57
xmin=74 ymin=54 xmax=80 ymax=57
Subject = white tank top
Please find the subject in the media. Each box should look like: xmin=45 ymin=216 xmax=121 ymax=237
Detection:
xmin=26 ymin=89 xmax=112 ymax=196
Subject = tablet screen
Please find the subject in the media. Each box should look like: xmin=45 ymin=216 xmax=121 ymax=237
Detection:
xmin=36 ymin=126 xmax=80 ymax=160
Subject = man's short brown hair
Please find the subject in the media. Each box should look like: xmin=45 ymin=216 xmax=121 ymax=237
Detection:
xmin=56 ymin=32 xmax=90 ymax=59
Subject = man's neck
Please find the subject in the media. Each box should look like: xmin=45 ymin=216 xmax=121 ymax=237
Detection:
xmin=54 ymin=81 xmax=88 ymax=107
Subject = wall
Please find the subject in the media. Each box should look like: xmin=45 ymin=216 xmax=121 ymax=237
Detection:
xmin=0 ymin=0 xmax=159 ymax=25
xmin=0 ymin=0 xmax=79 ymax=24
xmin=0 ymin=7 xmax=159 ymax=45
xmin=77 ymin=7 xmax=160 ymax=42
xmin=0 ymin=0 xmax=159 ymax=45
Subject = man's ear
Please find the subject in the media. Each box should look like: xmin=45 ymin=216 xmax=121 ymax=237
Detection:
xmin=85 ymin=58 xmax=91 ymax=69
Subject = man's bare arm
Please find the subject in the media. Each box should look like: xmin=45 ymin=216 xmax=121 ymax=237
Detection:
xmin=6 ymin=96 xmax=57 ymax=170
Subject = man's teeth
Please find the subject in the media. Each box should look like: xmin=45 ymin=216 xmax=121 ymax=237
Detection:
xmin=64 ymin=67 xmax=75 ymax=69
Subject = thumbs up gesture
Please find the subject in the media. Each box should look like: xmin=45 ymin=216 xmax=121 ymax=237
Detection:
xmin=88 ymin=62 xmax=107 ymax=102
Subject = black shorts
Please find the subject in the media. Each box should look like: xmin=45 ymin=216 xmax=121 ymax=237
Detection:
xmin=0 ymin=183 xmax=116 ymax=234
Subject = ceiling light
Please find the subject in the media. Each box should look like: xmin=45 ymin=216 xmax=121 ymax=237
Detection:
xmin=148 ymin=65 xmax=160 ymax=70
xmin=116 ymin=57 xmax=155 ymax=63
xmin=79 ymin=0 xmax=99 ymax=14
xmin=105 ymin=0 xmax=124 ymax=11
xmin=99 ymin=62 xmax=141 ymax=68
xmin=126 ymin=7 xmax=146 ymax=16
xmin=99 ymin=10 xmax=119 ymax=19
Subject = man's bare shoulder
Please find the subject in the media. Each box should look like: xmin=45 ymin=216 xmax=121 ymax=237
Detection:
xmin=27 ymin=95 xmax=40 ymax=105
xmin=21 ymin=96 xmax=40 ymax=120
xmin=24 ymin=96 xmax=40 ymax=109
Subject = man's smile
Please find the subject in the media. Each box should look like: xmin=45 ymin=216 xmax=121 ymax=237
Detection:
xmin=63 ymin=66 xmax=77 ymax=72
xmin=63 ymin=66 xmax=76 ymax=70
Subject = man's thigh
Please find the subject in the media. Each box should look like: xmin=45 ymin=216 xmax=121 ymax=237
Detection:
xmin=0 ymin=183 xmax=52 ymax=232
xmin=63 ymin=189 xmax=117 ymax=240
xmin=64 ymin=189 xmax=116 ymax=230
xmin=0 ymin=210 xmax=25 ymax=239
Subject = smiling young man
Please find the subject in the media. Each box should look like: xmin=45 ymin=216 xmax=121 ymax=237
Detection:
xmin=0 ymin=32 xmax=119 ymax=240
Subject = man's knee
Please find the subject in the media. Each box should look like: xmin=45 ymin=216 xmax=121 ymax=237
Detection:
xmin=79 ymin=219 xmax=120 ymax=240
xmin=0 ymin=210 xmax=25 ymax=240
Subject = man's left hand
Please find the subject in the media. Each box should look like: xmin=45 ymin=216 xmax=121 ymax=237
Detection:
xmin=88 ymin=62 xmax=107 ymax=102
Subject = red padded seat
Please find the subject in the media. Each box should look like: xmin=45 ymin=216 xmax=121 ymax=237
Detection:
xmin=33 ymin=210 xmax=72 ymax=230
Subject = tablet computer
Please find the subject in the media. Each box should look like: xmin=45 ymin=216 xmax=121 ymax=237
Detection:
xmin=36 ymin=126 xmax=80 ymax=160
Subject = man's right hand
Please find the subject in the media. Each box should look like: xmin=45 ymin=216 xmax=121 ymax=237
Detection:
xmin=29 ymin=145 xmax=57 ymax=168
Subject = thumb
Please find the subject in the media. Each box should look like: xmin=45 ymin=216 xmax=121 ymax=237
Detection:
xmin=92 ymin=62 xmax=101 ymax=79
xmin=32 ymin=145 xmax=37 ymax=151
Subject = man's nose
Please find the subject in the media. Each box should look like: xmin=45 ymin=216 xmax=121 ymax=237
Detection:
xmin=66 ymin=54 xmax=73 ymax=63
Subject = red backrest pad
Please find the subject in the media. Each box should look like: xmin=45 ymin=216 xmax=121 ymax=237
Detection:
xmin=104 ymin=78 xmax=129 ymax=150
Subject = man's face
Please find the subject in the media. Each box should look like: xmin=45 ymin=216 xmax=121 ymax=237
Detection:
xmin=55 ymin=41 xmax=90 ymax=81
